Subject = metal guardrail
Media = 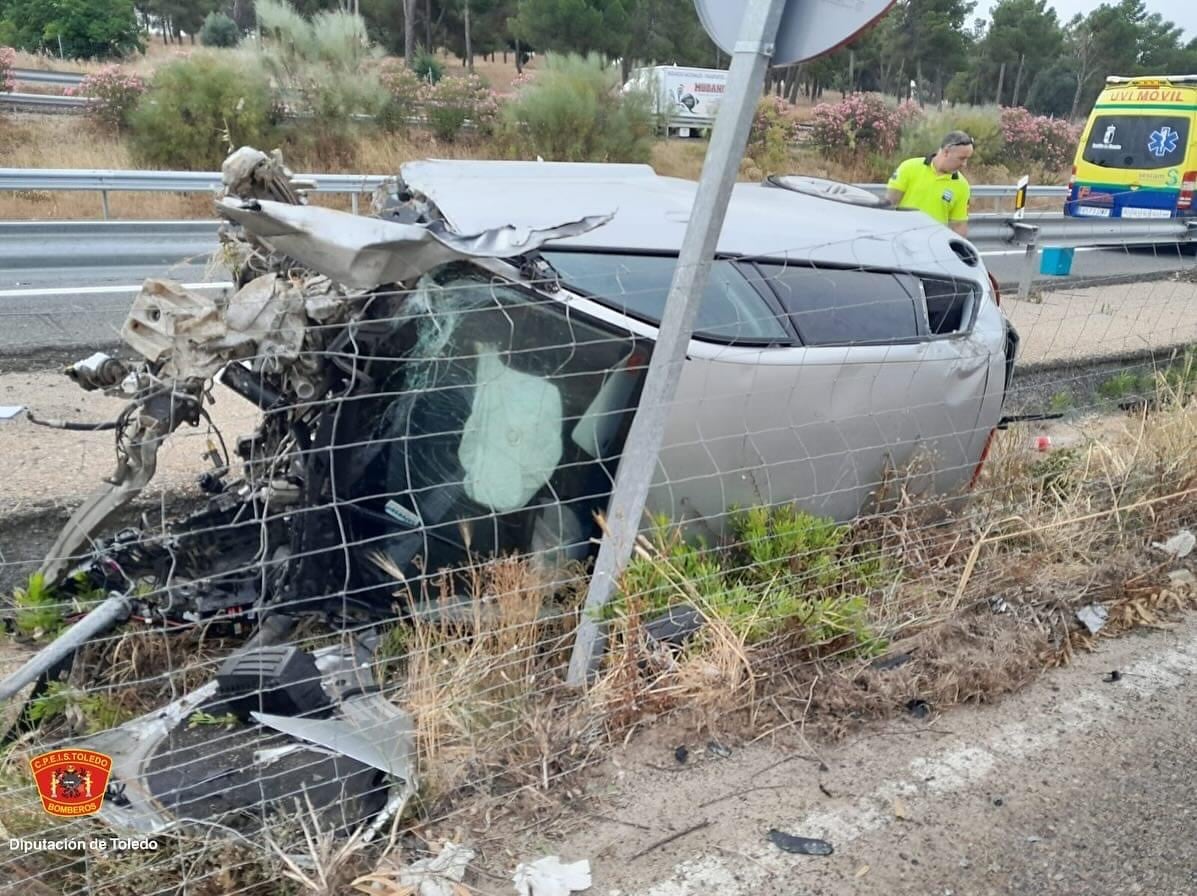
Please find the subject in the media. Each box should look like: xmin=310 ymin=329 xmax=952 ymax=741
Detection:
xmin=1 ymin=168 xmax=1065 ymax=199
xmin=0 ymin=92 xmax=93 ymax=110
xmin=0 ymin=168 xmax=1191 ymax=300
xmin=10 ymin=67 xmax=86 ymax=86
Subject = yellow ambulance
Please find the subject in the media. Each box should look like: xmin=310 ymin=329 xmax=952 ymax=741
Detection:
xmin=1066 ymin=75 xmax=1197 ymax=219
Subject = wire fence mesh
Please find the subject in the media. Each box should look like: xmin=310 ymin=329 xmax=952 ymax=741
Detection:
xmin=0 ymin=165 xmax=1195 ymax=895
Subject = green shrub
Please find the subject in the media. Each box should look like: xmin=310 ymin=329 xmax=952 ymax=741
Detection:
xmin=254 ymin=0 xmax=388 ymax=163
xmin=422 ymin=73 xmax=498 ymax=141
xmin=409 ymin=48 xmax=444 ymax=84
xmin=500 ymin=52 xmax=654 ymax=163
xmin=129 ymin=53 xmax=278 ymax=169
xmin=614 ymin=506 xmax=886 ymax=653
xmin=199 ymin=11 xmax=240 ymax=47
xmin=13 ymin=572 xmax=63 ymax=639
xmin=898 ymin=104 xmax=1004 ymax=169
xmin=744 ymin=96 xmax=793 ymax=177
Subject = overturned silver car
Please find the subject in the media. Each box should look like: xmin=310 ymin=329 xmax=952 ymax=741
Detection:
xmin=1 ymin=148 xmax=1018 ymax=836
xmin=9 ymin=147 xmax=1017 ymax=686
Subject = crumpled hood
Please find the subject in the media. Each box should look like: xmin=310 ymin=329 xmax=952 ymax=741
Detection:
xmin=218 ymin=196 xmax=614 ymax=289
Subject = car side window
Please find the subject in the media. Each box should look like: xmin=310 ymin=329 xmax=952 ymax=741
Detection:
xmin=542 ymin=251 xmax=790 ymax=344
xmin=754 ymin=263 xmax=922 ymax=346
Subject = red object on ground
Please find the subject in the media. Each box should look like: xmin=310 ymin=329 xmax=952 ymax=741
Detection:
xmin=1035 ymin=435 xmax=1052 ymax=452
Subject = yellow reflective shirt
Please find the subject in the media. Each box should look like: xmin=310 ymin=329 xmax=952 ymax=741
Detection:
xmin=887 ymin=156 xmax=970 ymax=225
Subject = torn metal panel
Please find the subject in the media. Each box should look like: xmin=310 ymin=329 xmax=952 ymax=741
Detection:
xmin=217 ymin=196 xmax=614 ymax=290
xmin=78 ymin=644 xmax=415 ymax=836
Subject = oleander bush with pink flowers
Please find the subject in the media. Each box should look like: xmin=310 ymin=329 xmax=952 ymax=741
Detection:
xmin=809 ymin=92 xmax=912 ymax=161
xmin=68 ymin=65 xmax=146 ymax=131
xmin=0 ymin=46 xmax=15 ymax=93
xmin=998 ymin=106 xmax=1081 ymax=172
xmin=421 ymin=73 xmax=499 ymax=142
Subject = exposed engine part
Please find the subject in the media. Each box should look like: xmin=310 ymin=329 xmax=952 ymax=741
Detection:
xmin=64 ymin=352 xmax=131 ymax=391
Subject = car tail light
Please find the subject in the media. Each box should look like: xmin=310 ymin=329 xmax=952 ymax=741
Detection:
xmin=969 ymin=427 xmax=998 ymax=489
xmin=1068 ymin=165 xmax=1077 ymax=191
xmin=987 ymin=271 xmax=1001 ymax=307
xmin=1179 ymin=171 xmax=1197 ymax=211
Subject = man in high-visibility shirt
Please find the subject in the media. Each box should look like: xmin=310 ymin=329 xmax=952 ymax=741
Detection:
xmin=885 ymin=131 xmax=974 ymax=236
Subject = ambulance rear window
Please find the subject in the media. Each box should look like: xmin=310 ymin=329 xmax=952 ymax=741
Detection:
xmin=1082 ymin=115 xmax=1189 ymax=170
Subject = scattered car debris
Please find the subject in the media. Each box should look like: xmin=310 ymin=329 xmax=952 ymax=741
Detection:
xmin=75 ymin=639 xmax=415 ymax=837
xmin=1153 ymin=529 xmax=1196 ymax=559
xmin=1103 ymin=670 xmax=1123 ymax=683
xmin=988 ymin=595 xmax=1011 ymax=614
xmin=643 ymin=605 xmax=704 ymax=649
xmin=906 ymin=698 xmax=932 ymax=719
xmin=1076 ymin=603 xmax=1109 ymax=635
xmin=706 ymin=741 xmax=731 ymax=759
xmin=892 ymin=796 xmax=910 ymax=820
xmin=0 ymin=405 xmax=24 ymax=419
xmin=870 ymin=651 xmax=913 ymax=671
xmin=767 ymin=828 xmax=834 ymax=856
xmin=511 ymin=856 xmax=592 ymax=896
xmin=993 ymin=797 xmax=1004 ymax=807
xmin=1168 ymin=569 xmax=1196 ymax=591
xmin=391 ymin=841 xmax=476 ymax=896
xmin=674 ymin=745 xmax=689 ymax=765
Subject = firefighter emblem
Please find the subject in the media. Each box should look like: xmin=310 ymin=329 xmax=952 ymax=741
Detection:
xmin=29 ymin=749 xmax=113 ymax=817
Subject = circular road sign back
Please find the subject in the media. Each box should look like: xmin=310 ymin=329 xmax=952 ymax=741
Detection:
xmin=694 ymin=0 xmax=896 ymax=66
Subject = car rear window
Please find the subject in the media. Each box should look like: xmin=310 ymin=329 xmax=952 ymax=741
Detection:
xmin=753 ymin=263 xmax=922 ymax=345
xmin=541 ymin=251 xmax=789 ymax=343
xmin=1082 ymin=115 xmax=1190 ymax=170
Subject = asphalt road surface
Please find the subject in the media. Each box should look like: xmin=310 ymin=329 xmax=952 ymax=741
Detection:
xmin=0 ymin=222 xmax=1192 ymax=355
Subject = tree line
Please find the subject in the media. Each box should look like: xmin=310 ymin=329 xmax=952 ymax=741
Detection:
xmin=2 ymin=0 xmax=1194 ymax=119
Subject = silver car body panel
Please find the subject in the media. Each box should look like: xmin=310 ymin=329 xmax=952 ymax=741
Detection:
xmin=225 ymin=161 xmax=1010 ymax=526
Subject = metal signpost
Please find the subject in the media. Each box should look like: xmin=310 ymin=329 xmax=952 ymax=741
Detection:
xmin=566 ymin=0 xmax=896 ymax=685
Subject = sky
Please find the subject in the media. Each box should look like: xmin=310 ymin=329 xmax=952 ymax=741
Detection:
xmin=976 ymin=0 xmax=1190 ymax=36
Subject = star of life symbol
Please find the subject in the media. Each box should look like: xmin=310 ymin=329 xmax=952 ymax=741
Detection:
xmin=1148 ymin=127 xmax=1179 ymax=158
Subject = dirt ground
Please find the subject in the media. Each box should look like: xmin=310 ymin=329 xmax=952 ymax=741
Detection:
xmin=1006 ymin=276 xmax=1197 ymax=367
xmin=0 ymin=371 xmax=259 ymax=515
xmin=497 ymin=612 xmax=1197 ymax=895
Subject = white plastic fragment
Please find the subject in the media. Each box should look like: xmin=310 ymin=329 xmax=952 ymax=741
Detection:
xmin=512 ymin=856 xmax=592 ymax=896
xmin=0 ymin=406 xmax=24 ymax=420
xmin=397 ymin=841 xmax=476 ymax=896
xmin=1153 ymin=529 xmax=1195 ymax=559
xmin=1076 ymin=604 xmax=1108 ymax=635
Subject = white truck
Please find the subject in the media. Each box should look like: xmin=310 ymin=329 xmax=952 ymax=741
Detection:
xmin=624 ymin=65 xmax=728 ymax=137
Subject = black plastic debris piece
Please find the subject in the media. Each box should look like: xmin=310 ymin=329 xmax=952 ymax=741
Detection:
xmin=767 ymin=828 xmax=834 ymax=856
xmin=216 ymin=646 xmax=329 ymax=719
xmin=1103 ymin=670 xmax=1123 ymax=683
xmin=870 ymin=652 xmax=912 ymax=672
xmin=643 ymin=605 xmax=703 ymax=648
xmin=993 ymin=797 xmax=1004 ymax=807
xmin=707 ymin=741 xmax=731 ymax=759
xmin=674 ymin=745 xmax=689 ymax=765
xmin=906 ymin=698 xmax=931 ymax=719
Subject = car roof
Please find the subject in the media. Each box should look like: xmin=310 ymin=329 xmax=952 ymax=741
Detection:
xmin=400 ymin=159 xmax=978 ymax=277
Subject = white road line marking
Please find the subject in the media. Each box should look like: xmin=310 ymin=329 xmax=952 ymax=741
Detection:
xmin=0 ymin=281 xmax=233 ymax=299
xmin=980 ymin=246 xmax=1104 ymax=257
xmin=635 ymin=630 xmax=1197 ymax=895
